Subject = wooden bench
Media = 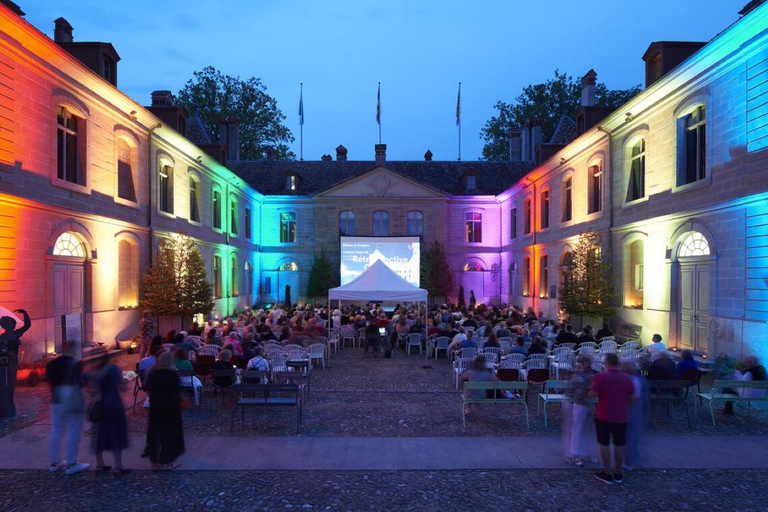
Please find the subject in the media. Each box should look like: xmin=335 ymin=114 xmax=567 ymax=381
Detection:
xmin=647 ymin=379 xmax=691 ymax=427
xmin=537 ymin=380 xmax=597 ymax=427
xmin=230 ymin=383 xmax=304 ymax=434
xmin=462 ymin=381 xmax=529 ymax=431
xmin=614 ymin=322 xmax=642 ymax=345
xmin=695 ymin=380 xmax=768 ymax=426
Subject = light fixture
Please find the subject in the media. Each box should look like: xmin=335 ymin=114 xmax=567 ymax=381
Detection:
xmin=625 ymin=112 xmax=633 ymax=122
xmin=560 ymin=157 xmax=566 ymax=165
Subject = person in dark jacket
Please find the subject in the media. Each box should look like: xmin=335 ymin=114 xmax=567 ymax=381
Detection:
xmin=146 ymin=352 xmax=184 ymax=469
xmin=91 ymin=354 xmax=129 ymax=475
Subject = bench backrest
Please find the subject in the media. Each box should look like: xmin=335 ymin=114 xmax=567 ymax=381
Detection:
xmin=713 ymin=380 xmax=768 ymax=389
xmin=463 ymin=380 xmax=528 ymax=393
xmin=618 ymin=323 xmax=642 ymax=339
xmin=237 ymin=383 xmax=301 ymax=394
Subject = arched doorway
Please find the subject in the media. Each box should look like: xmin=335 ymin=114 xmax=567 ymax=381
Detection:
xmin=460 ymin=259 xmax=486 ymax=305
xmin=675 ymin=231 xmax=712 ymax=353
xmin=277 ymin=260 xmax=300 ymax=306
xmin=52 ymin=232 xmax=87 ymax=352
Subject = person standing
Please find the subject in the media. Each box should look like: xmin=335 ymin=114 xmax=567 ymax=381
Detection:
xmin=588 ymin=353 xmax=636 ymax=485
xmin=46 ymin=341 xmax=89 ymax=474
xmin=0 ymin=308 xmax=31 ymax=419
xmin=565 ymin=354 xmax=594 ymax=467
xmin=91 ymin=354 xmax=129 ymax=475
xmin=622 ymin=361 xmax=648 ymax=471
xmin=139 ymin=310 xmax=154 ymax=359
xmin=469 ymin=291 xmax=477 ymax=310
xmin=146 ymin=352 xmax=185 ymax=470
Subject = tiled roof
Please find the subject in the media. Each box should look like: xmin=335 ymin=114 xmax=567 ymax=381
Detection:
xmin=186 ymin=113 xmax=213 ymax=145
xmin=549 ymin=115 xmax=578 ymax=145
xmin=227 ymin=159 xmax=534 ymax=196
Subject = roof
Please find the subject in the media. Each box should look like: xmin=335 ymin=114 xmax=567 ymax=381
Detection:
xmin=186 ymin=113 xmax=213 ymax=145
xmin=228 ymin=158 xmax=533 ymax=196
xmin=549 ymin=115 xmax=578 ymax=145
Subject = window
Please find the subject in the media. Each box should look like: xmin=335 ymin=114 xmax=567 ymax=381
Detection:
xmin=539 ymin=254 xmax=549 ymax=298
xmin=103 ymin=56 xmax=113 ymax=83
xmin=213 ymin=255 xmax=222 ymax=298
xmin=680 ymin=105 xmax=706 ymax=185
xmin=626 ymin=139 xmax=646 ymax=202
xmin=540 ymin=190 xmax=550 ymax=230
xmin=279 ymin=261 xmax=299 ymax=271
xmin=118 ymin=240 xmax=138 ymax=308
xmin=462 ymin=260 xmax=484 ymax=272
xmin=678 ymin=232 xmax=710 ymax=257
xmin=524 ymin=198 xmax=532 ymax=235
xmin=231 ymin=255 xmax=239 ymax=296
xmin=212 ymin=190 xmax=222 ymax=230
xmin=562 ymin=177 xmax=572 ymax=222
xmin=280 ymin=211 xmax=297 ymax=243
xmin=245 ymin=208 xmax=252 ymax=239
xmin=57 ymin=106 xmax=83 ymax=185
xmin=373 ymin=211 xmax=389 ymax=236
xmin=116 ymin=139 xmax=136 ymax=202
xmin=465 ymin=212 xmax=482 ymax=243
xmin=466 ymin=174 xmax=477 ymax=190
xmin=286 ymin=174 xmax=296 ymax=191
xmin=510 ymin=208 xmax=517 ymax=239
xmin=407 ymin=211 xmax=423 ymax=236
xmin=189 ymin=177 xmax=201 ymax=223
xmin=159 ymin=165 xmax=173 ymax=214
xmin=588 ymin=165 xmax=601 ymax=214
xmin=339 ymin=211 xmax=355 ymax=236
xmin=53 ymin=232 xmax=86 ymax=258
xmin=522 ymin=256 xmax=531 ymax=296
xmin=230 ymin=197 xmax=238 ymax=235
xmin=625 ymin=240 xmax=644 ymax=308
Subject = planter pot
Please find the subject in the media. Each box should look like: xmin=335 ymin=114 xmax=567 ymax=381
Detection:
xmin=117 ymin=340 xmax=133 ymax=350
xmin=16 ymin=368 xmax=41 ymax=387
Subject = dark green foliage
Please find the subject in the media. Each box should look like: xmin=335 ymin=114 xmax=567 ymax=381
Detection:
xmin=558 ymin=231 xmax=615 ymax=319
xmin=306 ymin=247 xmax=337 ymax=303
xmin=421 ymin=241 xmax=455 ymax=301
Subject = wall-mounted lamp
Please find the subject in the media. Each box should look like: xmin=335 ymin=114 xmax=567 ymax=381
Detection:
xmin=560 ymin=157 xmax=567 ymax=165
xmin=129 ymin=110 xmax=138 ymax=121
xmin=625 ymin=112 xmax=633 ymax=122
xmin=196 ymin=155 xmax=203 ymax=163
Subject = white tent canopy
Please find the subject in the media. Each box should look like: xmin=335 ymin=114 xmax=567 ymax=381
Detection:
xmin=329 ymin=260 xmax=427 ymax=302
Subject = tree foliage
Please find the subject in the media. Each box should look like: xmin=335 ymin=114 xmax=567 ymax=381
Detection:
xmin=558 ymin=231 xmax=615 ymax=319
xmin=305 ymin=247 xmax=336 ymax=303
xmin=480 ymin=70 xmax=642 ymax=161
xmin=177 ymin=66 xmax=295 ymax=160
xmin=421 ymin=241 xmax=455 ymax=301
xmin=142 ymin=234 xmax=214 ymax=317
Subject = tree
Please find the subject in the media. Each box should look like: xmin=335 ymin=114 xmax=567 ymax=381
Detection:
xmin=480 ymin=70 xmax=642 ymax=161
xmin=558 ymin=231 xmax=615 ymax=319
xmin=142 ymin=234 xmax=213 ymax=318
xmin=420 ymin=241 xmax=455 ymax=303
xmin=176 ymin=66 xmax=295 ymax=161
xmin=306 ymin=247 xmax=336 ymax=304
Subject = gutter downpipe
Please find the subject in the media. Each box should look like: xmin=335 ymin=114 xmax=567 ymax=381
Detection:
xmin=147 ymin=123 xmax=162 ymax=266
xmin=525 ymin=176 xmax=536 ymax=314
xmin=597 ymin=125 xmax=614 ymax=255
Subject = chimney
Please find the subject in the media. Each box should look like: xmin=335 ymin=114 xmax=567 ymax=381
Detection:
xmin=321 ymin=154 xmax=332 ymax=162
xmin=218 ymin=117 xmax=228 ymax=145
xmin=151 ymin=90 xmax=174 ymax=107
xmin=508 ymin=128 xmax=522 ymax=163
xmin=521 ymin=121 xmax=531 ymax=162
xmin=266 ymin=147 xmax=274 ymax=162
xmin=532 ymin=118 xmax=543 ymax=149
xmin=1 ymin=1 xmax=25 ymax=16
xmin=375 ymin=144 xmax=386 ymax=166
xmin=226 ymin=116 xmax=239 ymax=162
xmin=424 ymin=149 xmax=433 ymax=161
xmin=336 ymin=144 xmax=348 ymax=161
xmin=54 ymin=17 xmax=73 ymax=43
xmin=581 ymin=69 xmax=597 ymax=107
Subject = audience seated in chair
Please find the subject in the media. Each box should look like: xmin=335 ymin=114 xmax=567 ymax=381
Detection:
xmin=675 ymin=349 xmax=698 ymax=379
xmin=647 ymin=351 xmax=675 ymax=381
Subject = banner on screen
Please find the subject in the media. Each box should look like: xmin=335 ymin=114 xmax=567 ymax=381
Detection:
xmin=340 ymin=236 xmax=420 ymax=287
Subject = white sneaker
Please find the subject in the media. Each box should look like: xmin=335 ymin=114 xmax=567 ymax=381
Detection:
xmin=65 ymin=462 xmax=90 ymax=475
xmin=48 ymin=462 xmax=64 ymax=473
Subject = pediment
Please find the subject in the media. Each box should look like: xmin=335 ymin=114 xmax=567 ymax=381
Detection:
xmin=314 ymin=167 xmax=446 ymax=199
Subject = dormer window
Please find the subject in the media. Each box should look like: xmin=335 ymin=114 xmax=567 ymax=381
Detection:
xmin=103 ymin=56 xmax=113 ymax=83
xmin=466 ymin=174 xmax=477 ymax=191
xmin=286 ymin=174 xmax=297 ymax=191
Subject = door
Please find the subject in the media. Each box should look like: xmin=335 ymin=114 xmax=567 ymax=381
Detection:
xmin=53 ymin=262 xmax=84 ymax=351
xmin=277 ymin=271 xmax=299 ymax=306
xmin=679 ymin=262 xmax=709 ymax=353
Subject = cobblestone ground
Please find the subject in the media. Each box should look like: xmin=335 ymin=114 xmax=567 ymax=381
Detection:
xmin=1 ymin=468 xmax=766 ymax=511
xmin=4 ymin=348 xmax=768 ymax=438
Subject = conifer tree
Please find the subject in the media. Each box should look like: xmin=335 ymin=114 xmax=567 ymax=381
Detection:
xmin=421 ymin=241 xmax=455 ymax=301
xmin=305 ymin=247 xmax=336 ymax=304
xmin=558 ymin=231 xmax=614 ymax=319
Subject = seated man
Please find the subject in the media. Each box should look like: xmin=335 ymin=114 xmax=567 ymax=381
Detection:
xmin=364 ymin=322 xmax=381 ymax=357
xmin=509 ymin=338 xmax=528 ymax=356
xmin=645 ymin=334 xmax=666 ymax=361
xmin=527 ymin=336 xmax=547 ymax=355
xmin=647 ymin=351 xmax=675 ymax=381
xmin=447 ymin=328 xmax=468 ymax=354
xmin=556 ymin=325 xmax=579 ymax=346
xmin=595 ymin=323 xmax=613 ymax=341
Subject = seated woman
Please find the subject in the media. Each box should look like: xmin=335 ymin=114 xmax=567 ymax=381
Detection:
xmin=675 ymin=349 xmax=699 ymax=379
xmin=647 ymin=351 xmax=676 ymax=381
xmin=527 ymin=336 xmax=547 ymax=355
xmin=484 ymin=332 xmax=500 ymax=349
xmin=174 ymin=349 xmax=202 ymax=406
xmin=278 ymin=326 xmax=292 ymax=343
xmin=213 ymin=349 xmax=239 ymax=387
xmin=724 ymin=355 xmax=766 ymax=415
xmin=459 ymin=355 xmax=496 ymax=414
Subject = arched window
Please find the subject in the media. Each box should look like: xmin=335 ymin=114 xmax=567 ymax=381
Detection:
xmin=588 ymin=164 xmax=602 ymax=214
xmin=626 ymin=138 xmax=645 ymax=202
xmin=465 ymin=212 xmax=482 ymax=243
xmin=524 ymin=198 xmax=532 ymax=234
xmin=280 ymin=211 xmax=297 ymax=243
xmin=213 ymin=255 xmax=222 ymax=298
xmin=279 ymin=261 xmax=299 ymax=271
xmin=679 ymin=105 xmax=706 ymax=186
xmin=373 ymin=211 xmax=389 ymax=236
xmin=231 ymin=255 xmax=239 ymax=296
xmin=189 ymin=176 xmax=201 ymax=223
xmin=339 ymin=211 xmax=355 ymax=236
xmin=678 ymin=232 xmax=710 ymax=257
xmin=159 ymin=164 xmax=174 ymax=214
xmin=118 ymin=240 xmax=138 ymax=308
xmin=539 ymin=254 xmax=549 ymax=298
xmin=462 ymin=260 xmax=484 ymax=272
xmin=540 ymin=189 xmax=550 ymax=230
xmin=625 ymin=240 xmax=644 ymax=307
xmin=562 ymin=177 xmax=573 ymax=222
xmin=53 ymin=232 xmax=86 ymax=257
xmin=57 ymin=106 xmax=84 ymax=185
xmin=116 ymin=139 xmax=136 ymax=202
xmin=523 ymin=256 xmax=531 ymax=297
xmin=407 ymin=211 xmax=423 ymax=236
xmin=229 ymin=196 xmax=238 ymax=236
xmin=212 ymin=187 xmax=222 ymax=230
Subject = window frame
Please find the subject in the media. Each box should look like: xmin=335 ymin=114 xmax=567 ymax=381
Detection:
xmin=406 ymin=210 xmax=424 ymax=237
xmin=373 ymin=210 xmax=390 ymax=237
xmin=465 ymin=211 xmax=482 ymax=244
xmin=561 ymin=175 xmax=573 ymax=223
xmin=231 ymin=254 xmax=239 ymax=297
xmin=285 ymin=174 xmax=297 ymax=191
xmin=540 ymin=188 xmax=550 ymax=230
xmin=539 ymin=253 xmax=549 ymax=299
xmin=229 ymin=195 xmax=239 ymax=237
xmin=510 ymin=207 xmax=517 ymax=240
xmin=524 ymin=197 xmax=532 ymax=235
xmin=117 ymin=238 xmax=139 ymax=310
xmin=244 ymin=207 xmax=252 ymax=240
xmin=625 ymin=137 xmax=646 ymax=204
xmin=212 ymin=187 xmax=223 ymax=232
xmin=115 ymin=136 xmax=138 ymax=205
xmin=188 ymin=174 xmax=202 ymax=225
xmin=339 ymin=210 xmax=356 ymax=236
xmin=158 ymin=163 xmax=174 ymax=216
xmin=587 ymin=164 xmax=602 ymax=215
xmin=213 ymin=254 xmax=222 ymax=299
xmin=54 ymin=105 xmax=89 ymax=193
xmin=522 ymin=255 xmax=531 ymax=297
xmin=280 ymin=211 xmax=298 ymax=243
xmin=676 ymin=104 xmax=708 ymax=189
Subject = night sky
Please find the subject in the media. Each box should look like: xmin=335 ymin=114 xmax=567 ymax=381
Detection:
xmin=20 ymin=0 xmax=744 ymax=161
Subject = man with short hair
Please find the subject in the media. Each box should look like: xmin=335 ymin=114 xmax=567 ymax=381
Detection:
xmin=645 ymin=334 xmax=666 ymax=361
xmin=555 ymin=324 xmax=579 ymax=346
xmin=589 ymin=353 xmax=636 ymax=485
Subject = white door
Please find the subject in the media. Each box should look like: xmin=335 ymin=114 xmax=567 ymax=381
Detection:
xmin=53 ymin=262 xmax=84 ymax=351
xmin=278 ymin=272 xmax=299 ymax=306
xmin=461 ymin=271 xmax=485 ymax=305
xmin=679 ymin=262 xmax=709 ymax=353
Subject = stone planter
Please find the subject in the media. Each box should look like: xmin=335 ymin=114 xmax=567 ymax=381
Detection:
xmin=117 ymin=340 xmax=133 ymax=351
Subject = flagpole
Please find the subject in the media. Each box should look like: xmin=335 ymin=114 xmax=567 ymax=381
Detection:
xmin=299 ymin=83 xmax=304 ymax=161
xmin=457 ymin=82 xmax=462 ymax=161
xmin=377 ymin=82 xmax=382 ymax=144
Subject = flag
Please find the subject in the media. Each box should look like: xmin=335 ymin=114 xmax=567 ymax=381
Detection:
xmin=456 ymin=82 xmax=461 ymax=126
xmin=299 ymin=85 xmax=304 ymax=126
xmin=376 ymin=83 xmax=381 ymax=125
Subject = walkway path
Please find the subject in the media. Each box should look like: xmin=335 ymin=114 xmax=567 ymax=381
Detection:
xmin=3 ymin=422 xmax=767 ymax=471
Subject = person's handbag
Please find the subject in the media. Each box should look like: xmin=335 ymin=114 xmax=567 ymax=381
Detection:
xmin=56 ymin=360 xmax=86 ymax=414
